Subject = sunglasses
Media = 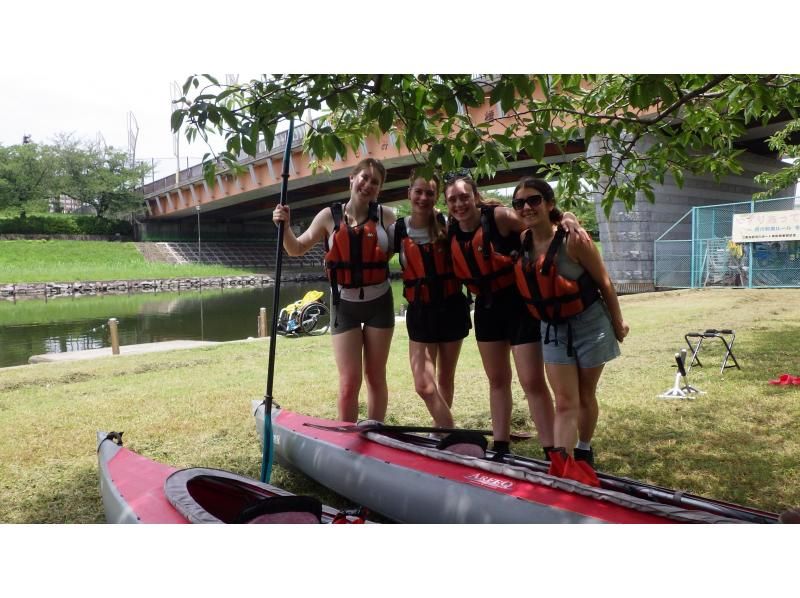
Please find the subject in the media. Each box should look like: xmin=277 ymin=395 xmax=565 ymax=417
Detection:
xmin=511 ymin=194 xmax=544 ymax=210
xmin=443 ymin=168 xmax=472 ymax=185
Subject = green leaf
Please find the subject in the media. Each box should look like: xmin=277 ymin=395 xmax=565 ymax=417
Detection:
xmin=672 ymin=167 xmax=684 ymax=188
xmin=531 ymin=133 xmax=545 ymax=162
xmin=365 ymin=101 xmax=383 ymax=121
xmin=332 ymin=136 xmax=347 ymax=158
xmin=182 ymin=76 xmax=194 ymax=96
xmin=500 ymin=83 xmax=516 ymax=114
xmin=242 ymin=135 xmax=257 ymax=157
xmin=170 ymin=110 xmax=185 ymax=133
xmin=340 ymin=92 xmax=357 ymax=111
xmin=262 ymin=125 xmax=276 ymax=151
xmin=379 ymin=107 xmax=394 ymax=133
xmin=326 ymin=94 xmax=339 ymax=111
xmin=444 ymin=96 xmax=458 ymax=118
xmin=489 ymin=82 xmax=504 ymax=106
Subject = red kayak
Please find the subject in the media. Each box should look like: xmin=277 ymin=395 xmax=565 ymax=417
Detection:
xmin=96 ymin=431 xmax=367 ymax=524
xmin=253 ymin=403 xmax=782 ymax=524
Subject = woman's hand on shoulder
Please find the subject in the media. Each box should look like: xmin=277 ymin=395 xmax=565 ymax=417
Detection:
xmin=496 ymin=205 xmax=525 ymax=235
xmin=561 ymin=211 xmax=592 ymax=244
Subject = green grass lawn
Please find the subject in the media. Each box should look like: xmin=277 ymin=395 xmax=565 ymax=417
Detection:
xmin=0 ymin=240 xmax=259 ymax=283
xmin=0 ymin=288 xmax=799 ymax=522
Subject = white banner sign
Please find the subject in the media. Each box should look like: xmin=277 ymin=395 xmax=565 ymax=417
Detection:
xmin=732 ymin=210 xmax=800 ymax=243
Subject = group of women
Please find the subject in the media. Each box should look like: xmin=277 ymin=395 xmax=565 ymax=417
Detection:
xmin=272 ymin=157 xmax=629 ymax=470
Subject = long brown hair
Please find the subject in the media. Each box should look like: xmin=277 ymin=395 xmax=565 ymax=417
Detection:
xmin=512 ymin=176 xmax=562 ymax=223
xmin=351 ymin=158 xmax=386 ymax=187
xmin=409 ymin=169 xmax=446 ymax=242
xmin=443 ymin=173 xmax=504 ymax=208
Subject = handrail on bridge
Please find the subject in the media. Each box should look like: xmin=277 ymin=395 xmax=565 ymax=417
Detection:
xmin=139 ymin=120 xmax=313 ymax=197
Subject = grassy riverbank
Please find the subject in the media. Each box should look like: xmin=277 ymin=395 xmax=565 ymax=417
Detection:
xmin=1 ymin=288 xmax=799 ymax=522
xmin=0 ymin=240 xmax=259 ymax=283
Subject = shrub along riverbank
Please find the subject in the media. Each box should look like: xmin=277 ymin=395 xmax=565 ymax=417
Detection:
xmin=1 ymin=288 xmax=799 ymax=522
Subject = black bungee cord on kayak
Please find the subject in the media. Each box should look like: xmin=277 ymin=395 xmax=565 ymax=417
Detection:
xmin=261 ymin=118 xmax=295 ymax=483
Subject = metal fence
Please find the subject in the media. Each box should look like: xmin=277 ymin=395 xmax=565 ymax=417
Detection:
xmin=654 ymin=196 xmax=800 ymax=289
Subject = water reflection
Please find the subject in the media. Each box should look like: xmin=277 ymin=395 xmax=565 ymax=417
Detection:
xmin=0 ymin=281 xmax=406 ymax=368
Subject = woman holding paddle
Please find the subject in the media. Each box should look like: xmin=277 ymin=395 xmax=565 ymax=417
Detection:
xmin=272 ymin=158 xmax=396 ymax=423
xmin=387 ymin=171 xmax=471 ymax=428
xmin=443 ymin=173 xmax=590 ymax=461
xmin=511 ymin=176 xmax=628 ymax=468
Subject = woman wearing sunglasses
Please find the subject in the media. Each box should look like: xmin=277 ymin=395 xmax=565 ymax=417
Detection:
xmin=273 ymin=158 xmax=396 ymax=423
xmin=512 ymin=176 xmax=629 ymax=468
xmin=444 ymin=173 xmax=588 ymax=461
xmin=387 ymin=171 xmax=471 ymax=428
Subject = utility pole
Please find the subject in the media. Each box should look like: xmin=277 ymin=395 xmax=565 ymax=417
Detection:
xmin=196 ymin=205 xmax=202 ymax=264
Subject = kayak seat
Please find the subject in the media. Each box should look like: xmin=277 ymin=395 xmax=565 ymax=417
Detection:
xmin=436 ymin=431 xmax=488 ymax=458
xmin=237 ymin=495 xmax=323 ymax=524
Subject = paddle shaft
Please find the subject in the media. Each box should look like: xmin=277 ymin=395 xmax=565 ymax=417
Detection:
xmin=262 ymin=119 xmax=295 ymax=483
xmin=303 ymin=422 xmax=532 ymax=442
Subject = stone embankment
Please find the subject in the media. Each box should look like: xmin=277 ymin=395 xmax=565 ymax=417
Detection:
xmin=1 ymin=272 xmax=328 ymax=300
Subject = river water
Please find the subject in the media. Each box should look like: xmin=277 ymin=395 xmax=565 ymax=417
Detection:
xmin=0 ymin=281 xmax=406 ymax=368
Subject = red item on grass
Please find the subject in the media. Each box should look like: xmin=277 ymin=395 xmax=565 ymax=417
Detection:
xmin=769 ymin=374 xmax=800 ymax=385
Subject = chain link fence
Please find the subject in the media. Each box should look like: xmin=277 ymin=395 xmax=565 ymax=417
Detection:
xmin=655 ymin=196 xmax=800 ymax=289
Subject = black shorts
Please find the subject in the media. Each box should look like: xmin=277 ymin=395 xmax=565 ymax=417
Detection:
xmin=331 ymin=289 xmax=395 ymax=334
xmin=405 ymin=292 xmax=472 ymax=344
xmin=473 ymin=286 xmax=541 ymax=345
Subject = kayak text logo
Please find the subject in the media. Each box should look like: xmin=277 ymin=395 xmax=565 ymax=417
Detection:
xmin=464 ymin=472 xmax=514 ymax=490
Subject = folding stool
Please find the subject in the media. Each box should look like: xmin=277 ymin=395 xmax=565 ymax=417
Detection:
xmin=684 ymin=329 xmax=741 ymax=373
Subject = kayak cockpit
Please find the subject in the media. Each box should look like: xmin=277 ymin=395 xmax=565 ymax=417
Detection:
xmin=164 ymin=467 xmax=354 ymax=524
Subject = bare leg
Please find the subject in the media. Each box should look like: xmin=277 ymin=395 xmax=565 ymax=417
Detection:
xmin=331 ymin=327 xmax=364 ymax=422
xmin=477 ymin=340 xmax=513 ymax=442
xmin=409 ymin=340 xmax=454 ymax=428
xmin=436 ymin=339 xmax=463 ymax=409
xmin=511 ymin=342 xmax=554 ymax=447
xmin=577 ymin=365 xmax=605 ymax=444
xmin=362 ymin=326 xmax=394 ymax=422
xmin=544 ymin=363 xmax=580 ymax=455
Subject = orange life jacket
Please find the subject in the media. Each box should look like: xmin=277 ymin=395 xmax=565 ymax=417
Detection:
xmin=515 ymin=228 xmax=600 ymax=323
xmin=324 ymin=202 xmax=389 ymax=304
xmin=394 ymin=214 xmax=461 ymax=305
xmin=514 ymin=228 xmax=600 ymax=354
xmin=449 ymin=205 xmax=516 ymax=298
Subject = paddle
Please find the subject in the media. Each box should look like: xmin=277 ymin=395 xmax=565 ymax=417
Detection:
xmin=302 ymin=421 xmax=533 ymax=442
xmin=261 ymin=118 xmax=295 ymax=484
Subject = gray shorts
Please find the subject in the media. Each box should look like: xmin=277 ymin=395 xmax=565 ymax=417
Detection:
xmin=331 ymin=289 xmax=395 ymax=334
xmin=541 ymin=301 xmax=620 ymax=368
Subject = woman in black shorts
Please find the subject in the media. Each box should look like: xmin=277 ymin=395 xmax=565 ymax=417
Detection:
xmin=444 ymin=173 xmax=588 ymax=459
xmin=272 ymin=158 xmax=395 ymax=423
xmin=389 ymin=172 xmax=471 ymax=428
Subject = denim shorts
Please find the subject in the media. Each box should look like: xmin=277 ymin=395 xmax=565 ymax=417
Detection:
xmin=540 ymin=300 xmax=620 ymax=368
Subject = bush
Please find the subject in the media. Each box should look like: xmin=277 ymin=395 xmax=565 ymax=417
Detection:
xmin=0 ymin=214 xmax=132 ymax=236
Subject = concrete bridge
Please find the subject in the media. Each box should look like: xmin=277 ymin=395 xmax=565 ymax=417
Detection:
xmin=140 ymin=92 xmax=793 ymax=293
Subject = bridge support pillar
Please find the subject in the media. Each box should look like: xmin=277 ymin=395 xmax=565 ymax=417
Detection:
xmin=588 ymin=134 xmax=792 ymax=293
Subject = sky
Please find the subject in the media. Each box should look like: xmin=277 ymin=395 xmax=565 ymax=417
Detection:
xmin=3 ymin=1 xmax=798 ymax=183
xmin=0 ymin=70 xmax=207 ymax=180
